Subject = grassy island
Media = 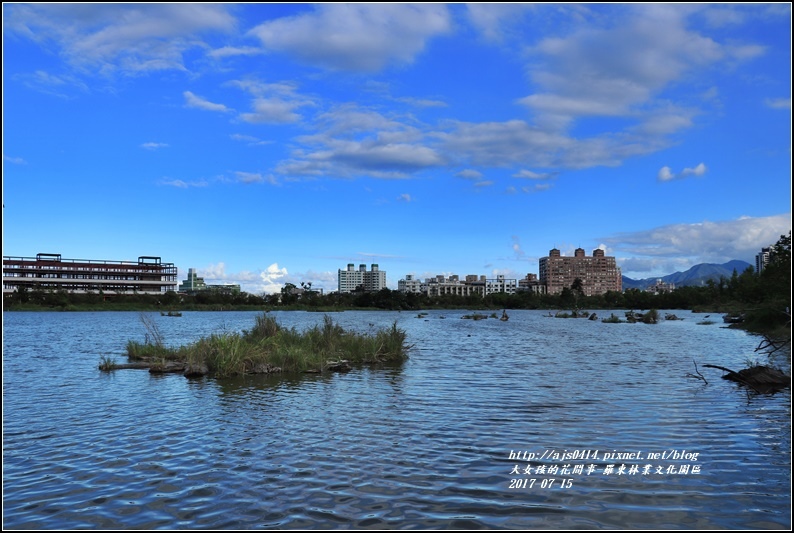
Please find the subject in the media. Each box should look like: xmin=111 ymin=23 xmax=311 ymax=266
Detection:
xmin=114 ymin=313 xmax=410 ymax=378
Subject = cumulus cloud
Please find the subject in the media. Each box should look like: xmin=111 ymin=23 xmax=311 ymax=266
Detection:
xmin=520 ymin=5 xmax=724 ymax=128
xmin=247 ymin=4 xmax=451 ymax=72
xmin=183 ymin=91 xmax=232 ymax=113
xmin=259 ymin=263 xmax=289 ymax=293
xmin=658 ymin=163 xmax=707 ymax=181
xmin=466 ymin=4 xmax=536 ymax=42
xmin=230 ymin=79 xmax=314 ymax=124
xmin=603 ymin=214 xmax=792 ymax=269
xmin=681 ymin=162 xmax=707 ymax=177
xmin=397 ymin=193 xmax=413 ymax=202
xmin=277 ymin=105 xmax=445 ymax=179
xmin=657 ymin=166 xmax=675 ymax=181
xmin=195 ymin=263 xmax=339 ymax=294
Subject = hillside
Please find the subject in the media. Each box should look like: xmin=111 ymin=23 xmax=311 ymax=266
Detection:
xmin=622 ymin=260 xmax=753 ymax=290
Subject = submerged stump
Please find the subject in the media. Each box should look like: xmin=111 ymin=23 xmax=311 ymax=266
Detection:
xmin=703 ymin=364 xmax=791 ymax=394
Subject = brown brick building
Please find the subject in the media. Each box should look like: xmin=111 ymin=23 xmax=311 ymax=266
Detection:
xmin=539 ymin=248 xmax=622 ymax=296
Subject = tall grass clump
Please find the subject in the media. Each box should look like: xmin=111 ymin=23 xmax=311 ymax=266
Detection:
xmin=121 ymin=313 xmax=410 ymax=378
xmin=126 ymin=313 xmax=175 ymax=361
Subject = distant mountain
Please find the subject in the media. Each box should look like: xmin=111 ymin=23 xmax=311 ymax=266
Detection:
xmin=622 ymin=260 xmax=753 ymax=290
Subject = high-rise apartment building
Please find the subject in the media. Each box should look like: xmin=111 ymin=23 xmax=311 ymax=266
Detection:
xmin=755 ymin=246 xmax=773 ymax=273
xmin=338 ymin=263 xmax=386 ymax=293
xmin=539 ymin=247 xmax=622 ymax=296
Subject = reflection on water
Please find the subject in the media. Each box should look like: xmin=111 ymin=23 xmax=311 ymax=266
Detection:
xmin=3 ymin=310 xmax=791 ymax=529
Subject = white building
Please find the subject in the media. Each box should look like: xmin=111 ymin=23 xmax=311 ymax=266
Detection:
xmin=646 ymin=279 xmax=675 ymax=294
xmin=398 ymin=274 xmax=424 ymax=293
xmin=397 ymin=273 xmax=518 ymax=297
xmin=338 ymin=263 xmax=386 ymax=293
xmin=756 ymin=246 xmax=773 ymax=273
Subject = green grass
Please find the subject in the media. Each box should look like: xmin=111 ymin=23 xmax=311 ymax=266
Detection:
xmin=124 ymin=313 xmax=410 ymax=378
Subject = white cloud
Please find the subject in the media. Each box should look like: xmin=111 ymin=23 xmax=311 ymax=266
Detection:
xmin=240 ymin=97 xmax=308 ymax=124
xmin=230 ymin=79 xmax=314 ymax=124
xmin=3 ymin=155 xmax=27 ymax=165
xmin=259 ymin=263 xmax=289 ymax=294
xmin=681 ymin=162 xmax=707 ymax=177
xmin=277 ymin=105 xmax=444 ymax=179
xmin=658 ymin=163 xmax=707 ymax=181
xmin=397 ymin=193 xmax=413 ymax=202
xmin=657 ymin=166 xmax=675 ymax=182
xmin=234 ymin=171 xmax=278 ymax=185
xmin=765 ymin=97 xmax=791 ymax=110
xmin=4 ymin=4 xmax=236 ymax=75
xmin=604 ymin=214 xmax=792 ymax=267
xmin=465 ymin=4 xmax=536 ymax=42
xmin=183 ymin=91 xmax=232 ymax=113
xmin=247 ymin=4 xmax=451 ymax=72
xmin=456 ymin=169 xmax=483 ymax=180
xmin=159 ymin=178 xmax=208 ymax=188
xmin=522 ymin=5 xmax=724 ymax=127
xmin=208 ymin=46 xmax=264 ymax=60
xmin=396 ymin=97 xmax=447 ymax=108
xmin=230 ymin=134 xmax=272 ymax=146
xmin=195 ymin=262 xmax=340 ymax=294
xmin=140 ymin=142 xmax=168 ymax=150
xmin=513 ymin=169 xmax=554 ymax=180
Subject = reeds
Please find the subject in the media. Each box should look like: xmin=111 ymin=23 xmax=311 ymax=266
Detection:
xmin=125 ymin=313 xmax=409 ymax=378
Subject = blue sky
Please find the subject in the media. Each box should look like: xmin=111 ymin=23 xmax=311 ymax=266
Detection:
xmin=3 ymin=3 xmax=791 ymax=294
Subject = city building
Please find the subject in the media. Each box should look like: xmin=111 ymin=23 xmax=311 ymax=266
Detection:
xmin=179 ymin=268 xmax=207 ymax=292
xmin=397 ymin=273 xmax=518 ymax=297
xmin=178 ymin=268 xmax=241 ymax=295
xmin=518 ymin=273 xmax=546 ymax=294
xmin=2 ymin=253 xmax=177 ymax=295
xmin=755 ymin=246 xmax=773 ymax=274
xmin=338 ymin=264 xmax=386 ymax=293
xmin=646 ymin=279 xmax=675 ymax=294
xmin=398 ymin=274 xmax=423 ymax=294
xmin=539 ymin=247 xmax=622 ymax=296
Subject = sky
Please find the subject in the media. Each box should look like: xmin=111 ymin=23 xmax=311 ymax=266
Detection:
xmin=2 ymin=3 xmax=791 ymax=294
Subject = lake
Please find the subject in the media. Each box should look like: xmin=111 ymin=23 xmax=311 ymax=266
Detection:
xmin=2 ymin=310 xmax=790 ymax=529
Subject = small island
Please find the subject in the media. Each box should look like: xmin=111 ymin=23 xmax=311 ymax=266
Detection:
xmin=101 ymin=313 xmax=409 ymax=378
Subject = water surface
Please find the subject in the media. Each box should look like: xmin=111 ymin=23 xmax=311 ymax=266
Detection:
xmin=3 ymin=310 xmax=790 ymax=529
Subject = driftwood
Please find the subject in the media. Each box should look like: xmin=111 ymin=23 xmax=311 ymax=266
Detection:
xmin=703 ymin=364 xmax=790 ymax=394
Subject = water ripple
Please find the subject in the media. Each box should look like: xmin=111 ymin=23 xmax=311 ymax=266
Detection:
xmin=3 ymin=310 xmax=790 ymax=529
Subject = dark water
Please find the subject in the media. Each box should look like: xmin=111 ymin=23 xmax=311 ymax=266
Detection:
xmin=2 ymin=310 xmax=790 ymax=529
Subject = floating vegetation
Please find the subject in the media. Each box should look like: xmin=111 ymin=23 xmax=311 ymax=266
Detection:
xmin=98 ymin=354 xmax=117 ymax=371
xmin=602 ymin=313 xmax=624 ymax=323
xmin=461 ymin=313 xmax=489 ymax=320
xmin=625 ymin=309 xmax=659 ymax=324
xmin=120 ymin=313 xmax=410 ymax=378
